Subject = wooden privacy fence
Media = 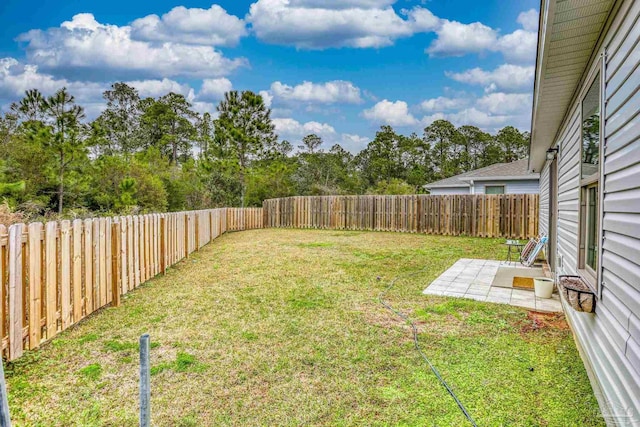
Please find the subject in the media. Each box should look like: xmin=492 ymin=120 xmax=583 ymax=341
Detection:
xmin=0 ymin=207 xmax=263 ymax=361
xmin=263 ymin=195 xmax=539 ymax=239
xmin=0 ymin=195 xmax=537 ymax=362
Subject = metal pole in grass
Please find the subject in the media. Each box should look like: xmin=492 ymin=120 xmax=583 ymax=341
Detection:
xmin=0 ymin=357 xmax=11 ymax=427
xmin=139 ymin=334 xmax=151 ymax=427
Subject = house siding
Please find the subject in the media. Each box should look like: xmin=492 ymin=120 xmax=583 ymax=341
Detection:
xmin=427 ymin=187 xmax=470 ymax=195
xmin=429 ymin=179 xmax=539 ymax=195
xmin=546 ymin=0 xmax=640 ymax=420
xmin=539 ymin=166 xmax=550 ymax=238
xmin=474 ymin=180 xmax=540 ymax=195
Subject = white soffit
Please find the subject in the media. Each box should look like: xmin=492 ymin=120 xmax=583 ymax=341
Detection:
xmin=529 ymin=0 xmax=615 ymax=172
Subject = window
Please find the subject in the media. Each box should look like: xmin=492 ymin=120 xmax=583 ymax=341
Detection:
xmin=582 ymin=75 xmax=600 ymax=180
xmin=485 ymin=185 xmax=505 ymax=195
xmin=579 ymin=74 xmax=601 ymax=283
xmin=585 ymin=184 xmax=599 ymax=271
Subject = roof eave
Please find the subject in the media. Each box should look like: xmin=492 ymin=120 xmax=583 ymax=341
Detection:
xmin=460 ymin=175 xmax=540 ymax=182
xmin=423 ymin=184 xmax=470 ymax=189
xmin=529 ymin=0 xmax=618 ymax=174
xmin=528 ymin=0 xmax=555 ymax=174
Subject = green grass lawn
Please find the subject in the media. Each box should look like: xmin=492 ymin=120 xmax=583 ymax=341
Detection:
xmin=6 ymin=229 xmax=603 ymax=426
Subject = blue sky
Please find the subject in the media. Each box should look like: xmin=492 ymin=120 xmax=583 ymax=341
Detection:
xmin=0 ymin=0 xmax=539 ymax=152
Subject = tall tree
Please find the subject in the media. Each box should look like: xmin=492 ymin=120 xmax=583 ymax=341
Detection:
xmin=494 ymin=126 xmax=529 ymax=163
xmin=295 ymin=134 xmax=325 ymax=193
xmin=140 ymin=93 xmax=197 ymax=164
xmin=196 ymin=112 xmax=214 ymax=159
xmin=0 ymin=112 xmax=18 ymax=146
xmin=402 ymin=132 xmax=433 ymax=189
xmin=356 ymin=125 xmax=407 ymax=187
xmin=10 ymin=89 xmax=45 ymax=122
xmin=213 ymin=91 xmax=276 ymax=206
xmin=40 ymin=88 xmax=87 ymax=214
xmin=94 ymin=83 xmax=142 ymax=156
xmin=458 ymin=125 xmax=492 ymax=171
xmin=299 ymin=134 xmax=323 ymax=154
xmin=424 ymin=120 xmax=462 ymax=179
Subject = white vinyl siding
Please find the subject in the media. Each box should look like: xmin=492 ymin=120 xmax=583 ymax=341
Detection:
xmin=427 ymin=187 xmax=470 ymax=195
xmin=475 ymin=180 xmax=539 ymax=195
xmin=602 ymin=0 xmax=640 ymax=383
xmin=539 ymin=165 xmax=550 ymax=238
xmin=548 ymin=0 xmax=640 ymax=417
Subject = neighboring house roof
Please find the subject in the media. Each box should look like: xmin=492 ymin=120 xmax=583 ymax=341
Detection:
xmin=424 ymin=159 xmax=540 ymax=189
xmin=528 ymin=0 xmax=616 ymax=173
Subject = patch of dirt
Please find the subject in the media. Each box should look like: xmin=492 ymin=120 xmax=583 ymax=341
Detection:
xmin=355 ymin=302 xmax=430 ymax=335
xmin=520 ymin=311 xmax=570 ymax=334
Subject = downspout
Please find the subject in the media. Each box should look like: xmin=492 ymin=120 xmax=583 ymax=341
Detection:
xmin=469 ymin=180 xmax=475 ymax=194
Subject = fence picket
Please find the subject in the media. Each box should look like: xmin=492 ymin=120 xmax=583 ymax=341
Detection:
xmin=8 ymin=224 xmax=24 ymax=359
xmin=84 ymin=219 xmax=93 ymax=315
xmin=44 ymin=222 xmax=57 ymax=339
xmin=60 ymin=221 xmax=72 ymax=329
xmin=72 ymin=220 xmax=82 ymax=324
xmin=27 ymin=223 xmax=42 ymax=349
xmin=262 ymin=195 xmax=538 ymax=239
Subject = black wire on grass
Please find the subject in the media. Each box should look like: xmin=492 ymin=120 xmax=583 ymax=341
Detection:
xmin=377 ymin=268 xmax=478 ymax=427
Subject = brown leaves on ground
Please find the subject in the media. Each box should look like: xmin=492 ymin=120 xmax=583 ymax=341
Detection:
xmin=0 ymin=202 xmax=23 ymax=227
xmin=520 ymin=311 xmax=570 ymax=335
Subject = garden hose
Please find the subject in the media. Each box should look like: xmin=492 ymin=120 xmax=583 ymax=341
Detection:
xmin=377 ymin=267 xmax=478 ymax=427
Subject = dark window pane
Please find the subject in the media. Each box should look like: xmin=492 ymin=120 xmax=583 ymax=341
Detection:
xmin=582 ymin=75 xmax=600 ymax=179
xmin=586 ymin=185 xmax=599 ymax=271
xmin=485 ymin=186 xmax=505 ymax=194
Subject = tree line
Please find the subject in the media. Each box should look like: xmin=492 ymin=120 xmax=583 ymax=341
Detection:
xmin=0 ymin=84 xmax=529 ymax=220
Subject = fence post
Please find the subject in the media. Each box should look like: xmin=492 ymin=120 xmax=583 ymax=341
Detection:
xmin=27 ymin=223 xmax=43 ymax=350
xmin=0 ymin=356 xmax=11 ymax=427
xmin=111 ymin=221 xmax=121 ymax=307
xmin=160 ymin=216 xmax=166 ymax=275
xmin=416 ymin=196 xmax=423 ymax=234
xmin=139 ymin=334 xmax=151 ymax=427
xmin=184 ymin=214 xmax=190 ymax=259
xmin=195 ymin=213 xmax=200 ymax=251
xmin=8 ymin=224 xmax=24 ymax=360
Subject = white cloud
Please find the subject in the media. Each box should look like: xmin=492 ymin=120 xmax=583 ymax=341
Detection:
xmin=0 ymin=58 xmax=223 ymax=119
xmin=259 ymin=90 xmax=273 ymax=108
xmin=0 ymin=57 xmax=106 ymax=115
xmin=273 ymin=117 xmax=336 ymax=138
xmin=290 ymin=0 xmax=396 ymax=8
xmin=130 ymin=5 xmax=247 ymax=46
xmin=406 ymin=7 xmax=441 ymax=32
xmin=362 ymin=99 xmax=418 ymax=126
xmin=422 ymin=108 xmax=513 ymax=130
xmin=198 ymin=78 xmax=233 ymax=101
xmin=246 ymin=0 xmax=439 ymax=49
xmin=340 ymin=133 xmax=370 ymax=152
xmin=192 ymin=102 xmax=218 ymax=116
xmin=446 ymin=64 xmax=535 ymax=92
xmin=426 ymin=9 xmax=537 ymax=64
xmin=495 ymin=29 xmax=537 ymax=64
xmin=420 ymin=94 xmax=532 ymax=132
xmin=421 ymin=96 xmax=470 ymax=112
xmin=128 ymin=78 xmax=194 ymax=100
xmin=475 ymin=92 xmax=531 ymax=115
xmin=427 ymin=20 xmax=497 ymax=57
xmin=272 ymin=116 xmax=368 ymax=152
xmin=269 ymin=80 xmax=362 ymax=104
xmin=517 ymin=9 xmax=539 ymax=32
xmin=18 ymin=13 xmax=247 ymax=80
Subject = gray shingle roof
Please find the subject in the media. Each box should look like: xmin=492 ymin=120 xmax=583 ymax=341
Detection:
xmin=425 ymin=159 xmax=538 ymax=188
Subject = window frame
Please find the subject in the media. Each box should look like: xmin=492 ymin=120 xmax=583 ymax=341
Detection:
xmin=580 ymin=183 xmax=599 ymax=279
xmin=485 ymin=185 xmax=505 ymax=195
xmin=577 ymin=60 xmax=605 ymax=294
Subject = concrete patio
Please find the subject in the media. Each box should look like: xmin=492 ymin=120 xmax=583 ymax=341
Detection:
xmin=423 ymin=258 xmax=562 ymax=313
